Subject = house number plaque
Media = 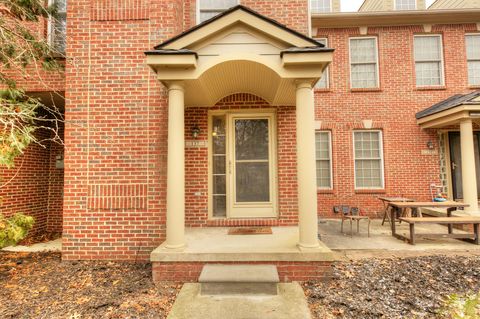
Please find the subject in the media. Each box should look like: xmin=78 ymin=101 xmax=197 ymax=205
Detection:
xmin=185 ymin=140 xmax=207 ymax=148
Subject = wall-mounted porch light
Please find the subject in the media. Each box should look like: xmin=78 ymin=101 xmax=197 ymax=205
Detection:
xmin=427 ymin=141 xmax=434 ymax=149
xmin=191 ymin=125 xmax=201 ymax=139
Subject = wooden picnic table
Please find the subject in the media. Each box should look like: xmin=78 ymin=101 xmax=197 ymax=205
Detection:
xmin=387 ymin=201 xmax=471 ymax=244
xmin=378 ymin=196 xmax=415 ymax=226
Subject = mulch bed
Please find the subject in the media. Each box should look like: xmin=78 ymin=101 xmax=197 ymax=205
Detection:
xmin=304 ymin=255 xmax=480 ymax=319
xmin=0 ymin=251 xmax=180 ymax=319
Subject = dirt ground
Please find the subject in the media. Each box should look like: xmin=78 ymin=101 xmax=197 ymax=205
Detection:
xmin=2 ymin=251 xmax=479 ymax=319
xmin=0 ymin=252 xmax=180 ymax=319
xmin=305 ymin=255 xmax=480 ymax=319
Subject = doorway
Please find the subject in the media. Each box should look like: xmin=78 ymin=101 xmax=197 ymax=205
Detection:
xmin=448 ymin=132 xmax=480 ymax=200
xmin=210 ymin=111 xmax=277 ymax=218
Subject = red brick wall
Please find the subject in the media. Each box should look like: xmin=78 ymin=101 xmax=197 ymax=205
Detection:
xmin=183 ymin=0 xmax=309 ymax=34
xmin=62 ymin=0 xmax=184 ymax=261
xmin=0 ymin=129 xmax=64 ymax=236
xmin=152 ymin=261 xmax=333 ymax=283
xmin=184 ymin=93 xmax=298 ymax=227
xmin=241 ymin=0 xmax=309 ymax=35
xmin=314 ymin=24 xmax=479 ymax=217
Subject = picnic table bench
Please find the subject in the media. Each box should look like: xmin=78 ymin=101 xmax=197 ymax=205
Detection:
xmin=387 ymin=201 xmax=478 ymax=245
xmin=398 ymin=217 xmax=480 ymax=245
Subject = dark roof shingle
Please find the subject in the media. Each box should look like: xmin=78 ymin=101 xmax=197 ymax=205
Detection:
xmin=416 ymin=91 xmax=480 ymax=119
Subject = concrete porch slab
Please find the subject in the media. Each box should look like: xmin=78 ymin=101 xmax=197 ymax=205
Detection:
xmin=167 ymin=282 xmax=312 ymax=319
xmin=151 ymin=227 xmax=335 ymax=262
xmin=319 ymin=219 xmax=480 ymax=251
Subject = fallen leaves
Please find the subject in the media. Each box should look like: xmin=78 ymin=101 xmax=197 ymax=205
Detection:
xmin=0 ymin=251 xmax=180 ymax=319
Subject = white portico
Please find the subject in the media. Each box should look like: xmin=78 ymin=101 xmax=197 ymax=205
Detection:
xmin=146 ymin=5 xmax=333 ymax=254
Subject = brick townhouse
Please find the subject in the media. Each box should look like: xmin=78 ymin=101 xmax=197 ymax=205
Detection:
xmin=1 ymin=0 xmax=480 ymax=281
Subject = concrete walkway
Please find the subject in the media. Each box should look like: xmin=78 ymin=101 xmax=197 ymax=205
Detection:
xmin=167 ymin=283 xmax=311 ymax=319
xmin=1 ymin=238 xmax=61 ymax=252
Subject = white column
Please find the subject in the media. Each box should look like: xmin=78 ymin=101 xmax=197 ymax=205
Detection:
xmin=460 ymin=118 xmax=479 ymax=214
xmin=296 ymin=81 xmax=321 ymax=249
xmin=165 ymin=82 xmax=186 ymax=249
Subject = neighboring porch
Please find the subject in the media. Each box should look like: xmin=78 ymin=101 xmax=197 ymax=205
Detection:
xmin=417 ymin=91 xmax=480 ymax=215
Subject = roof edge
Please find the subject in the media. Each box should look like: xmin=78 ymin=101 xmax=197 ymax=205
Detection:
xmin=312 ymin=8 xmax=480 ymax=28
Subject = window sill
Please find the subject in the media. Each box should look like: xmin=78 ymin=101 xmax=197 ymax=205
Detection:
xmin=468 ymin=85 xmax=480 ymax=90
xmin=354 ymin=189 xmax=386 ymax=194
xmin=350 ymin=88 xmax=382 ymax=93
xmin=415 ymin=86 xmax=446 ymax=91
xmin=317 ymin=188 xmax=334 ymax=194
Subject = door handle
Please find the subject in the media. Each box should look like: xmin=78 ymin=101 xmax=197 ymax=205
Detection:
xmin=451 ymin=162 xmax=458 ymax=170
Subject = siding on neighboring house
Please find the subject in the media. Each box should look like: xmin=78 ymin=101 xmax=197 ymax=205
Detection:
xmin=360 ymin=0 xmax=426 ymax=11
xmin=429 ymin=0 xmax=480 ymax=9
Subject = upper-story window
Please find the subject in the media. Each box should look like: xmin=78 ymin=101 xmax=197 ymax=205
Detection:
xmin=311 ymin=0 xmax=332 ymax=13
xmin=466 ymin=34 xmax=480 ymax=86
xmin=349 ymin=37 xmax=379 ymax=89
xmin=315 ymin=38 xmax=329 ymax=89
xmin=395 ymin=0 xmax=416 ymax=10
xmin=414 ymin=35 xmax=444 ymax=87
xmin=198 ymin=0 xmax=238 ymax=23
xmin=49 ymin=0 xmax=67 ymax=54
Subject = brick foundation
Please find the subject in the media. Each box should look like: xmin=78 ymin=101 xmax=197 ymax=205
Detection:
xmin=152 ymin=261 xmax=333 ymax=283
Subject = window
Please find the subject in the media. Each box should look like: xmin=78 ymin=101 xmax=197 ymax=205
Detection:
xmin=212 ymin=115 xmax=227 ymax=217
xmin=311 ymin=0 xmax=332 ymax=13
xmin=49 ymin=0 xmax=67 ymax=53
xmin=466 ymin=34 xmax=480 ymax=86
xmin=198 ymin=0 xmax=238 ymax=23
xmin=315 ymin=131 xmax=332 ymax=189
xmin=395 ymin=0 xmax=416 ymax=10
xmin=353 ymin=131 xmax=384 ymax=189
xmin=414 ymin=35 xmax=444 ymax=87
xmin=349 ymin=37 xmax=379 ymax=89
xmin=315 ymin=38 xmax=329 ymax=89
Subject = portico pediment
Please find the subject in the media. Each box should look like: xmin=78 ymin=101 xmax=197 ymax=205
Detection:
xmin=146 ymin=5 xmax=334 ymax=106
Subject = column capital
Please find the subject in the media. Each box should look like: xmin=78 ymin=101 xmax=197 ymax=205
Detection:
xmin=460 ymin=117 xmax=473 ymax=125
xmin=167 ymin=81 xmax=185 ymax=92
xmin=295 ymin=80 xmax=313 ymax=90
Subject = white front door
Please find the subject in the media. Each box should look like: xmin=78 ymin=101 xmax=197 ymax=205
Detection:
xmin=210 ymin=111 xmax=277 ymax=218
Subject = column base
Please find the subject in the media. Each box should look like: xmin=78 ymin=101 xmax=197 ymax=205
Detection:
xmin=163 ymin=243 xmax=187 ymax=251
xmin=297 ymin=241 xmax=322 ymax=252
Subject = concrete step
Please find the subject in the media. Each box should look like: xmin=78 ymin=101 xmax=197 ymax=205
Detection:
xmin=199 ymin=264 xmax=279 ymax=296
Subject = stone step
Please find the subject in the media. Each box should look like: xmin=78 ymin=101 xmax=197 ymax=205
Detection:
xmin=199 ymin=264 xmax=279 ymax=296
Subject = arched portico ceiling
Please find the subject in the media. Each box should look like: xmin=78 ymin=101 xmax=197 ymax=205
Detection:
xmin=145 ymin=5 xmax=334 ymax=106
xmin=416 ymin=91 xmax=480 ymax=129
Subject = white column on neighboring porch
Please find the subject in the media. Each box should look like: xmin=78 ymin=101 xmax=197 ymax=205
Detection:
xmin=296 ymin=80 xmax=321 ymax=249
xmin=165 ymin=82 xmax=186 ymax=249
xmin=460 ymin=118 xmax=479 ymax=214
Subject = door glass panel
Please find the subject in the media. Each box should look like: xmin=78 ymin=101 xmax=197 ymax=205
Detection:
xmin=234 ymin=118 xmax=270 ymax=203
xmin=235 ymin=119 xmax=269 ymax=160
xmin=212 ymin=115 xmax=226 ymax=217
xmin=236 ymin=162 xmax=270 ymax=202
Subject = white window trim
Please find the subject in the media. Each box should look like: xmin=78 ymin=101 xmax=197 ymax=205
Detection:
xmin=353 ymin=130 xmax=385 ymax=190
xmin=465 ymin=33 xmax=480 ymax=86
xmin=196 ymin=0 xmax=240 ymax=24
xmin=314 ymin=37 xmax=330 ymax=89
xmin=310 ymin=0 xmax=333 ymax=14
xmin=316 ymin=130 xmax=333 ymax=189
xmin=394 ymin=0 xmax=417 ymax=10
xmin=47 ymin=0 xmax=66 ymax=53
xmin=348 ymin=36 xmax=380 ymax=89
xmin=413 ymin=34 xmax=445 ymax=87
